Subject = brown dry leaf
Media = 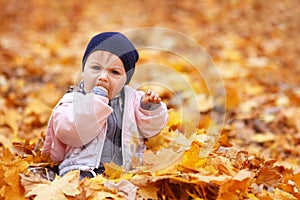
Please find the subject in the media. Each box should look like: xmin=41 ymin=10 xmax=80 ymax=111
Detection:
xmin=234 ymin=151 xmax=249 ymax=170
xmin=12 ymin=139 xmax=35 ymax=157
xmin=218 ymin=170 xmax=252 ymax=200
xmin=24 ymin=170 xmax=81 ymax=200
xmin=256 ymin=165 xmax=282 ymax=188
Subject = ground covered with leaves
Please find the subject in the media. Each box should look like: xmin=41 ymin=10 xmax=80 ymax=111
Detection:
xmin=1 ymin=0 xmax=300 ymax=199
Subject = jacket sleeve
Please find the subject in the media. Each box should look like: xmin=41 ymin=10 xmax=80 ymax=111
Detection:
xmin=134 ymin=91 xmax=169 ymax=138
xmin=52 ymin=92 xmax=113 ymax=147
xmin=42 ymin=114 xmax=67 ymax=162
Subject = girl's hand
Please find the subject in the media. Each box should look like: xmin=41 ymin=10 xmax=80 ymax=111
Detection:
xmin=141 ymin=89 xmax=161 ymax=104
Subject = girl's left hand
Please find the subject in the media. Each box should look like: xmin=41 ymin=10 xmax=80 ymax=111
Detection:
xmin=141 ymin=89 xmax=161 ymax=104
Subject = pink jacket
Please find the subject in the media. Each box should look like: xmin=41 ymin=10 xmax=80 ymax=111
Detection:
xmin=43 ymin=85 xmax=168 ymax=175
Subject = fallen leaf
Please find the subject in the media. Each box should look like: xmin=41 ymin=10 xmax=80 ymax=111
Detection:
xmin=103 ymin=162 xmax=124 ymax=179
xmin=142 ymin=147 xmax=183 ymax=172
xmin=105 ymin=180 xmax=137 ymax=200
xmin=256 ymin=165 xmax=282 ymax=188
xmin=136 ymin=184 xmax=159 ymax=200
xmin=179 ymin=141 xmax=207 ymax=172
xmin=218 ymin=170 xmax=252 ymax=200
xmin=24 ymin=170 xmax=81 ymax=200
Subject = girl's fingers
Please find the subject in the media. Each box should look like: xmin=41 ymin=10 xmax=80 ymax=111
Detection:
xmin=150 ymin=93 xmax=161 ymax=103
xmin=143 ymin=89 xmax=161 ymax=104
xmin=150 ymin=92 xmax=156 ymax=99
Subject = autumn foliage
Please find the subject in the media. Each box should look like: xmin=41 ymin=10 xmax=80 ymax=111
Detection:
xmin=1 ymin=0 xmax=300 ymax=199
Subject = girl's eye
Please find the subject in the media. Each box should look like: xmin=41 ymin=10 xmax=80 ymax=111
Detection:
xmin=111 ymin=70 xmax=120 ymax=75
xmin=92 ymin=66 xmax=101 ymax=70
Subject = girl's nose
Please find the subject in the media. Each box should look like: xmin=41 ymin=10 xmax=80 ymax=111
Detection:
xmin=98 ymin=70 xmax=108 ymax=82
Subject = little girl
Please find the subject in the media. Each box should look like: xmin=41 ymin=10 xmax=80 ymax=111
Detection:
xmin=42 ymin=32 xmax=169 ymax=178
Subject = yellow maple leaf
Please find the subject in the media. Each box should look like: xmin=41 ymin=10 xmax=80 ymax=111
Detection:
xmin=1 ymin=159 xmax=29 ymax=199
xmin=142 ymin=148 xmax=184 ymax=172
xmin=25 ymin=170 xmax=81 ymax=200
xmin=179 ymin=141 xmax=207 ymax=172
xmin=103 ymin=162 xmax=124 ymax=179
xmin=1 ymin=185 xmax=27 ymax=200
xmin=0 ymin=146 xmax=14 ymax=162
xmin=82 ymin=175 xmax=108 ymax=198
xmin=137 ymin=185 xmax=159 ymax=200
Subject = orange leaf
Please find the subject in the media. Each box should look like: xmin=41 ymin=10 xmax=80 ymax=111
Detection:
xmin=218 ymin=170 xmax=252 ymax=200
xmin=24 ymin=170 xmax=81 ymax=200
xmin=256 ymin=165 xmax=282 ymax=187
xmin=179 ymin=141 xmax=207 ymax=172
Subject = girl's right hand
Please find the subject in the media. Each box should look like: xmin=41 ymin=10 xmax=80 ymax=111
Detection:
xmin=141 ymin=89 xmax=161 ymax=105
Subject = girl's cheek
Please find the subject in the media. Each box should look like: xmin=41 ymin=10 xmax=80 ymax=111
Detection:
xmin=109 ymin=81 xmax=126 ymax=99
xmin=83 ymin=77 xmax=97 ymax=92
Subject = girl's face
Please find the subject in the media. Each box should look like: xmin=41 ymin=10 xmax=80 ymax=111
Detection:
xmin=82 ymin=50 xmax=127 ymax=99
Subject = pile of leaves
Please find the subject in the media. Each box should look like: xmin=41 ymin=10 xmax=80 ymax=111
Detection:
xmin=0 ymin=109 xmax=300 ymax=199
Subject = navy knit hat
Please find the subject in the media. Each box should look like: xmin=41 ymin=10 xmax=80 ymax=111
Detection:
xmin=82 ymin=32 xmax=139 ymax=84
